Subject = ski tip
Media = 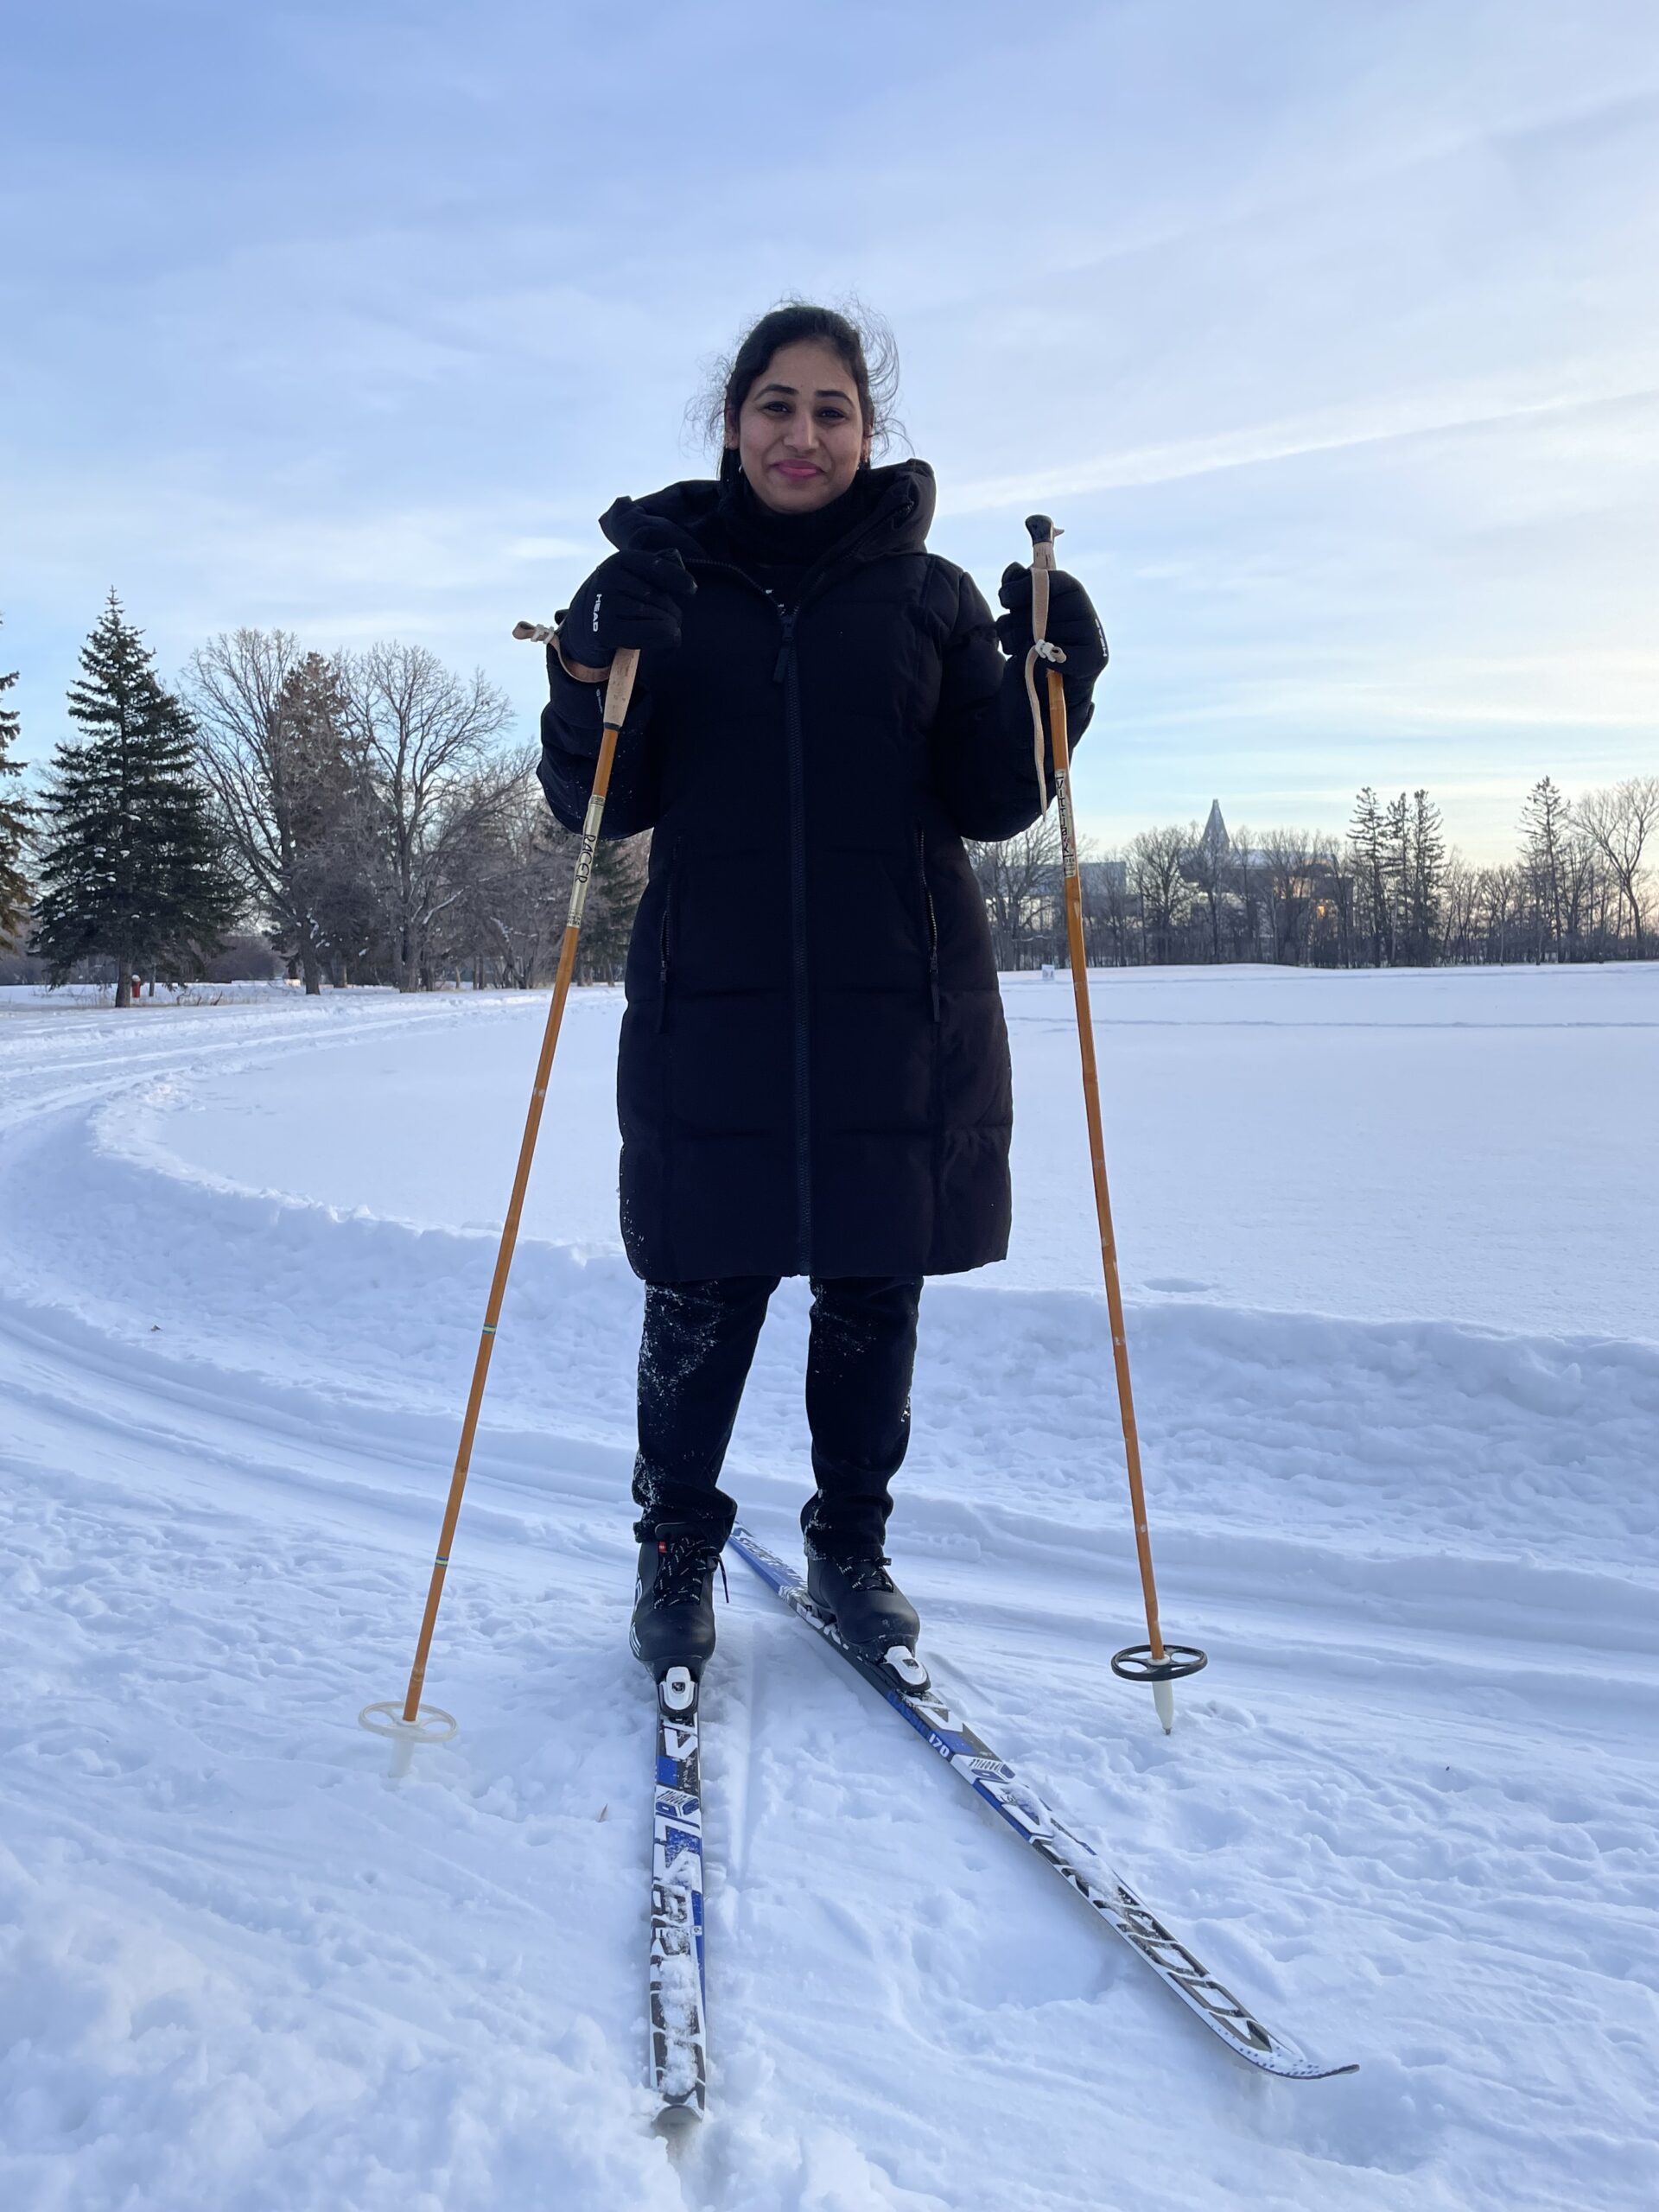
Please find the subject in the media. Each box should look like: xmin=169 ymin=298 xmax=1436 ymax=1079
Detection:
xmin=1247 ymin=2048 xmax=1361 ymax=2082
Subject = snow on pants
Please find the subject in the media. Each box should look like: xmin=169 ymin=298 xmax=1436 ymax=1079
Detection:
xmin=631 ymin=1274 xmax=924 ymax=1552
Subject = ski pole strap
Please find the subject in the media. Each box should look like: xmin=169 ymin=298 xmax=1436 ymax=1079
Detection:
xmin=509 ymin=619 xmax=613 ymax=686
xmin=557 ymin=634 xmax=614 ymax=686
xmin=1022 ymin=648 xmax=1048 ymax=816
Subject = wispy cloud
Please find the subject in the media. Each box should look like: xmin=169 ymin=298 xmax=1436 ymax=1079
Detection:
xmin=944 ymin=375 xmax=1659 ymax=512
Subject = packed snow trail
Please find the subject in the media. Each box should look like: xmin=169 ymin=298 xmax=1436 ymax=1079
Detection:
xmin=727 ymin=1525 xmax=1357 ymax=2079
xmin=1 ymin=975 xmax=1656 ymax=2211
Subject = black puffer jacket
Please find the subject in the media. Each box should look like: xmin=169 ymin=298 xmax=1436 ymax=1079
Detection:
xmin=537 ymin=460 xmax=1098 ymax=1282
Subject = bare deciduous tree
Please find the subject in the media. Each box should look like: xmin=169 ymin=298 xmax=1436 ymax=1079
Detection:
xmin=188 ymin=632 xmax=365 ymax=993
xmin=967 ymin=811 xmax=1066 ymax=969
xmin=1080 ymin=854 xmax=1133 ymax=967
xmin=1440 ymin=856 xmax=1481 ymax=965
xmin=343 ymin=643 xmax=515 ymax=991
xmin=1578 ymin=776 xmax=1659 ymax=957
xmin=1127 ymin=823 xmax=1189 ymax=964
xmin=0 ymin=616 xmax=35 ymax=947
xmin=1256 ymin=828 xmax=1333 ymax=965
xmin=445 ymin=776 xmax=569 ymax=988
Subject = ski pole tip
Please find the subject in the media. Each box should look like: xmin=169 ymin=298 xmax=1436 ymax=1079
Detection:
xmin=358 ymin=1699 xmax=458 ymax=1777
xmin=1110 ymin=1640 xmax=1206 ymax=1732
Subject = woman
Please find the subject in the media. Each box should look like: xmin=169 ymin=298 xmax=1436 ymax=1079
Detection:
xmin=538 ymin=303 xmax=1105 ymax=1682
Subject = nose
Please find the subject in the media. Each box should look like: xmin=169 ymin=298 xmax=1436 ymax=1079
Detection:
xmin=781 ymin=409 xmax=821 ymax=453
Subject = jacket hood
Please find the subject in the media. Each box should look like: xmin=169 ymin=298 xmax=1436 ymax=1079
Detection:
xmin=599 ymin=458 xmax=938 ymax=567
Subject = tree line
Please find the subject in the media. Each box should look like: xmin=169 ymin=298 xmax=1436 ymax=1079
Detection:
xmin=0 ymin=598 xmax=644 ymax=1001
xmin=3 ymin=601 xmax=1653 ymax=994
xmin=970 ymin=776 xmax=1658 ymax=970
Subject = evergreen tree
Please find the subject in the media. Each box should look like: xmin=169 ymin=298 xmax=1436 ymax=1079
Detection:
xmin=31 ymin=594 xmax=238 ymax=1004
xmin=0 ymin=616 xmax=35 ymax=946
xmin=1520 ymin=775 xmax=1571 ymax=961
xmin=1346 ymin=787 xmax=1391 ymax=965
xmin=1382 ymin=788 xmax=1411 ymax=952
xmin=1404 ymin=788 xmax=1446 ymax=964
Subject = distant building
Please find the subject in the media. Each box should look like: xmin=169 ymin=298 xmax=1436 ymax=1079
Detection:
xmin=1175 ymin=803 xmax=1348 ymax=956
xmin=1080 ymin=858 xmax=1128 ymax=901
xmin=1185 ymin=801 xmax=1268 ymax=879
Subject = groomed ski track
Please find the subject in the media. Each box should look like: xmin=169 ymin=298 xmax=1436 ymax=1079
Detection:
xmin=2 ymin=975 xmax=1656 ymax=2212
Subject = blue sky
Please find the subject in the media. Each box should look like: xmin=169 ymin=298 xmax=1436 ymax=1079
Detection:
xmin=3 ymin=0 xmax=1656 ymax=858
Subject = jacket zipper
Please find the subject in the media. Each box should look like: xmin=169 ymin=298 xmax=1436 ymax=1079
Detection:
xmin=773 ymin=605 xmax=813 ymax=1272
xmin=918 ymin=830 xmax=941 ymax=1024
xmin=657 ymin=874 xmax=672 ymax=1030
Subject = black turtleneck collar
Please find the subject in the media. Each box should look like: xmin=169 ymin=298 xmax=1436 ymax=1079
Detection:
xmin=599 ymin=458 xmax=938 ymax=575
xmin=713 ymin=466 xmax=884 ymax=577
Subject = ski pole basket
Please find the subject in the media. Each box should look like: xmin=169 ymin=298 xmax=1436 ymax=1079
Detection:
xmin=1110 ymin=1643 xmax=1209 ymax=1685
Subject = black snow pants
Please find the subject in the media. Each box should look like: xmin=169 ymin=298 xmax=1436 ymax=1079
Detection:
xmin=631 ymin=1274 xmax=923 ymax=1554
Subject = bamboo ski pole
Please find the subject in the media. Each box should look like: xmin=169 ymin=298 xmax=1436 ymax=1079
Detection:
xmin=1023 ymin=515 xmax=1205 ymax=1732
xmin=360 ymin=639 xmax=641 ymax=1769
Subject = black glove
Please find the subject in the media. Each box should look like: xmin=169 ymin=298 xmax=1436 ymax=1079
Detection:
xmin=557 ymin=539 xmax=696 ymax=667
xmin=995 ymin=564 xmax=1108 ymax=682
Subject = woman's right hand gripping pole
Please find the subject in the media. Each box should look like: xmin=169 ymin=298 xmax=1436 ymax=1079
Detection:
xmin=556 ymin=537 xmax=696 ymax=681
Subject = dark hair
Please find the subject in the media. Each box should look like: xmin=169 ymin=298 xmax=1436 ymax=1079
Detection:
xmin=692 ymin=298 xmax=903 ymax=480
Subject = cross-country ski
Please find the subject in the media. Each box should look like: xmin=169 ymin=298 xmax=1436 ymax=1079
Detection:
xmin=648 ymin=1669 xmax=708 ymax=2124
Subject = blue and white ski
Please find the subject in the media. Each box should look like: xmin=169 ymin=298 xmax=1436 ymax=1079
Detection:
xmin=727 ymin=1524 xmax=1356 ymax=2083
xmin=649 ymin=1667 xmax=708 ymax=2123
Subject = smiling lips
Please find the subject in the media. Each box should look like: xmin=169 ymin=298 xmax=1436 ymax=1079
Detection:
xmin=772 ymin=461 xmax=823 ymax=481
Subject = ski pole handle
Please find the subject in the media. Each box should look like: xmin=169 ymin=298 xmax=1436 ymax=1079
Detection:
xmin=601 ymin=647 xmax=640 ymax=733
xmin=1026 ymin=513 xmax=1061 ymax=648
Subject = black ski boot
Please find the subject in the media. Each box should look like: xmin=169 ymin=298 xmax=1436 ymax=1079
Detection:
xmin=804 ymin=1542 xmax=925 ymax=1683
xmin=631 ymin=1527 xmax=724 ymax=1684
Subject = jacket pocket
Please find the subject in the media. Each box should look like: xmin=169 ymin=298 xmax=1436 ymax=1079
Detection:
xmin=918 ymin=831 xmax=941 ymax=1024
xmin=657 ymin=872 xmax=675 ymax=1030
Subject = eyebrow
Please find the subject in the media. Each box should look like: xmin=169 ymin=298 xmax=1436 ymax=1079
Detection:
xmin=755 ymin=380 xmax=857 ymax=404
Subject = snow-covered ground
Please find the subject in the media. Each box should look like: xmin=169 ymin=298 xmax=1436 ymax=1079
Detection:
xmin=2 ymin=968 xmax=1655 ymax=2211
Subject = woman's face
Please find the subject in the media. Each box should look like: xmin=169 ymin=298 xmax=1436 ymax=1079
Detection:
xmin=727 ymin=338 xmax=872 ymax=512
